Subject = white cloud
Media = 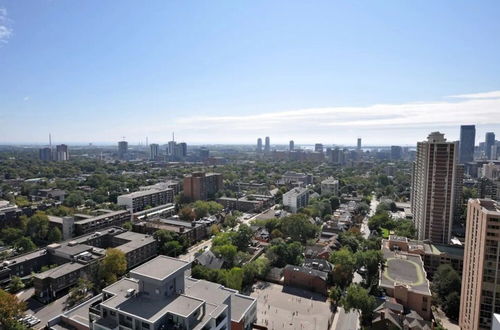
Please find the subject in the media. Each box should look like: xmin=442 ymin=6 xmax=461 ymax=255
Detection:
xmin=0 ymin=7 xmax=12 ymax=44
xmin=166 ymin=91 xmax=500 ymax=144
xmin=449 ymin=91 xmax=500 ymax=99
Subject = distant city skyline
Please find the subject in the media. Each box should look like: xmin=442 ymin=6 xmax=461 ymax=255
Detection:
xmin=1 ymin=1 xmax=500 ymax=144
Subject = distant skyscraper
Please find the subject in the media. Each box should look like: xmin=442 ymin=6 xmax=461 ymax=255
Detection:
xmin=390 ymin=146 xmax=403 ymax=160
xmin=167 ymin=140 xmax=176 ymax=156
xmin=411 ymin=132 xmax=460 ymax=244
xmin=289 ymin=140 xmax=294 ymax=151
xmin=257 ymin=138 xmax=262 ymax=153
xmin=178 ymin=142 xmax=187 ymax=157
xmin=150 ymin=143 xmax=159 ymax=160
xmin=199 ymin=147 xmax=209 ymax=161
xmin=486 ymin=132 xmax=496 ymax=159
xmin=314 ymin=143 xmax=323 ymax=153
xmin=459 ymin=125 xmax=476 ymax=164
xmin=39 ymin=147 xmax=52 ymax=161
xmin=460 ymin=199 xmax=500 ymax=330
xmin=55 ymin=144 xmax=69 ymax=161
xmin=264 ymin=136 xmax=270 ymax=153
xmin=118 ymin=140 xmax=128 ymax=159
xmin=357 ymin=138 xmax=362 ymax=150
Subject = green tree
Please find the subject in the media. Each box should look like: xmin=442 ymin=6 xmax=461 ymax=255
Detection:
xmin=99 ymin=248 xmax=127 ymax=285
xmin=154 ymin=230 xmax=186 ymax=257
xmin=266 ymin=239 xmax=303 ymax=267
xmin=225 ymin=267 xmax=243 ymax=291
xmin=14 ymin=237 xmax=36 ymax=253
xmin=68 ymin=277 xmax=94 ymax=306
xmin=63 ymin=191 xmax=85 ymax=207
xmin=431 ymin=264 xmax=461 ymax=320
xmin=212 ymin=244 xmax=237 ymax=267
xmin=179 ymin=206 xmax=196 ymax=221
xmin=122 ymin=221 xmax=133 ymax=231
xmin=355 ymin=250 xmax=384 ymax=287
xmin=340 ymin=284 xmax=377 ymax=325
xmin=330 ymin=248 xmax=356 ymax=288
xmin=47 ymin=227 xmax=62 ymax=243
xmin=443 ymin=291 xmax=460 ymax=320
xmin=14 ymin=196 xmax=31 ymax=207
xmin=329 ymin=196 xmax=341 ymax=211
xmin=279 ymin=214 xmax=319 ymax=242
xmin=328 ymin=286 xmax=342 ymax=306
xmin=26 ymin=211 xmax=50 ymax=243
xmin=163 ymin=241 xmax=184 ymax=257
xmin=233 ymin=224 xmax=253 ymax=251
xmin=8 ymin=276 xmax=25 ymax=293
xmin=223 ymin=215 xmax=239 ymax=228
xmin=1 ymin=228 xmax=24 ymax=245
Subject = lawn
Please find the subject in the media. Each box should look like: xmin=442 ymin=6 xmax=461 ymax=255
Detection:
xmin=381 ymin=228 xmax=390 ymax=238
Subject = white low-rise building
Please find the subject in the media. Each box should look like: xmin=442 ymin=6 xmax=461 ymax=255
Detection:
xmin=283 ymin=187 xmax=309 ymax=213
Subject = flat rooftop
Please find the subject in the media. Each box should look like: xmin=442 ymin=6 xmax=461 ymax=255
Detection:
xmin=381 ymin=247 xmax=431 ymax=296
xmin=119 ymin=188 xmax=171 ymax=199
xmin=35 ymin=262 xmax=87 ymax=279
xmin=130 ymin=255 xmax=190 ymax=281
xmin=74 ymin=210 xmax=129 ymax=225
xmin=102 ymin=292 xmax=204 ymax=322
xmin=59 ymin=294 xmax=104 ymax=328
xmin=185 ymin=277 xmax=232 ymax=305
xmin=113 ymin=231 xmax=156 ymax=253
xmin=230 ymin=293 xmax=256 ymax=323
xmin=185 ymin=277 xmax=256 ymax=323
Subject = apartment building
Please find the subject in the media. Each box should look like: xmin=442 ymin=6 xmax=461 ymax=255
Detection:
xmin=140 ymin=180 xmax=182 ymax=195
xmin=217 ymin=194 xmax=273 ymax=212
xmin=73 ymin=210 xmax=131 ymax=236
xmin=380 ymin=237 xmax=433 ymax=321
xmin=117 ymin=188 xmax=174 ymax=212
xmin=278 ymin=171 xmax=313 ymax=186
xmin=283 ymin=187 xmax=309 ymax=213
xmin=183 ymin=172 xmax=223 ymax=201
xmin=88 ymin=255 xmax=257 ymax=330
xmin=460 ymin=199 xmax=500 ymax=330
xmin=385 ymin=235 xmax=464 ymax=278
xmin=411 ymin=132 xmax=461 ymax=244
xmin=26 ymin=228 xmax=157 ymax=301
xmin=320 ymin=177 xmax=339 ymax=196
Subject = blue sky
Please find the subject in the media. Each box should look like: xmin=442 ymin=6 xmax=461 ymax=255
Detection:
xmin=1 ymin=0 xmax=500 ymax=145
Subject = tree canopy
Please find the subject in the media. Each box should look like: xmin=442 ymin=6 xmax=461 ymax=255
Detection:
xmin=99 ymin=248 xmax=127 ymax=285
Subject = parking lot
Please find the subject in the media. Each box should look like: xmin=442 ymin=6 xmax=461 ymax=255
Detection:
xmin=250 ymin=281 xmax=333 ymax=330
xmin=25 ymin=293 xmax=70 ymax=329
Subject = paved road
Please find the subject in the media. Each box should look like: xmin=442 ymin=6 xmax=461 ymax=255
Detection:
xmin=360 ymin=196 xmax=379 ymax=239
xmin=331 ymin=306 xmax=360 ymax=330
xmin=16 ymin=287 xmax=35 ymax=302
xmin=26 ymin=293 xmax=70 ymax=330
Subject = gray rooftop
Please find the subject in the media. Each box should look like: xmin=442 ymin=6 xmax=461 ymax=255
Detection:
xmin=130 ymin=255 xmax=190 ymax=281
xmin=108 ymin=293 xmax=204 ymax=322
xmin=74 ymin=210 xmax=129 ymax=225
xmin=229 ymin=293 xmax=256 ymax=323
xmin=119 ymin=188 xmax=172 ymax=199
xmin=113 ymin=231 xmax=156 ymax=253
xmin=53 ymin=243 xmax=94 ymax=257
xmin=35 ymin=262 xmax=86 ymax=280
